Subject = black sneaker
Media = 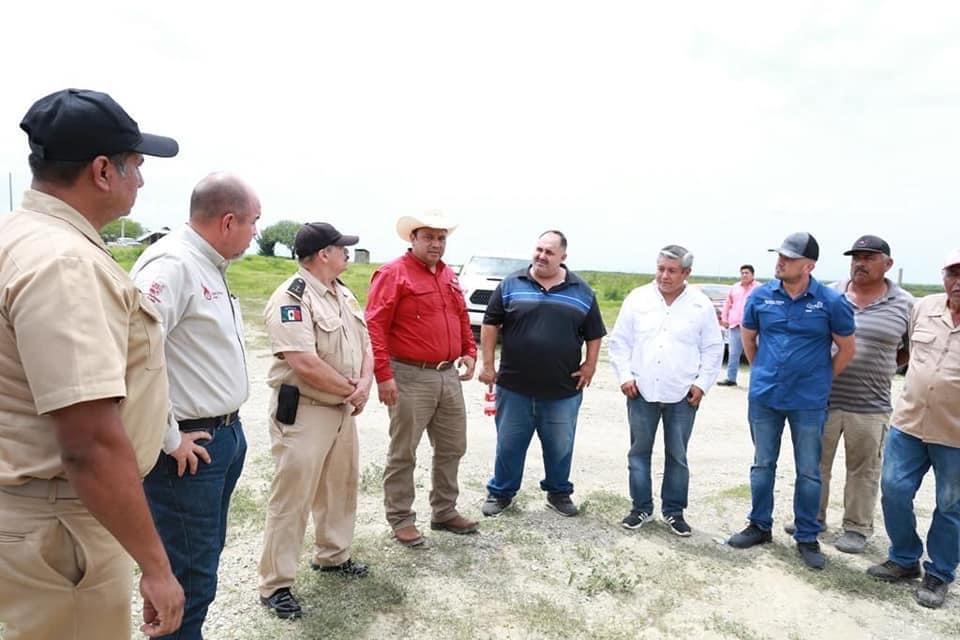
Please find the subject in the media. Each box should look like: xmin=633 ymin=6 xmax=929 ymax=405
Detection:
xmin=915 ymin=573 xmax=949 ymax=609
xmin=481 ymin=494 xmax=512 ymax=517
xmin=797 ymin=541 xmax=826 ymax=570
xmin=260 ymin=587 xmax=302 ymax=619
xmin=311 ymin=558 xmax=368 ymax=577
xmin=727 ymin=524 xmax=772 ymax=548
xmin=546 ymin=493 xmax=578 ymax=517
xmin=621 ymin=510 xmax=652 ymax=530
xmin=663 ymin=513 xmax=692 ymax=537
xmin=716 ymin=379 xmax=737 ymax=387
xmin=866 ymin=560 xmax=922 ymax=582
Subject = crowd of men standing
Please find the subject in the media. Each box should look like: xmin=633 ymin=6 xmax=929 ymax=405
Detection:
xmin=1 ymin=87 xmax=958 ymax=639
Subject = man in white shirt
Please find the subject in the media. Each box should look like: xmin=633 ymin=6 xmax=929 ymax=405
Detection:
xmin=608 ymin=245 xmax=723 ymax=536
xmin=130 ymin=172 xmax=260 ymax=639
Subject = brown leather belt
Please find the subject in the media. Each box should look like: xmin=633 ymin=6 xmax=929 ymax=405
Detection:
xmin=1 ymin=478 xmax=78 ymax=501
xmin=393 ymin=357 xmax=455 ymax=371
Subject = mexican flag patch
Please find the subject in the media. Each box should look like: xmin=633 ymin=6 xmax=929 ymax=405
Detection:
xmin=280 ymin=305 xmax=303 ymax=322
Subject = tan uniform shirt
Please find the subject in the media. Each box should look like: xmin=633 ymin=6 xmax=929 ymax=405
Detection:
xmin=264 ymin=268 xmax=369 ymax=405
xmin=0 ymin=190 xmax=169 ymax=484
xmin=891 ymin=293 xmax=960 ymax=448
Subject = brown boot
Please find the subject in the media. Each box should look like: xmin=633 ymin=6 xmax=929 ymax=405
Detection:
xmin=430 ymin=514 xmax=479 ymax=535
xmin=393 ymin=525 xmax=426 ymax=547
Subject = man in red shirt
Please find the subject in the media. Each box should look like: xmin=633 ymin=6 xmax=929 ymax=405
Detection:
xmin=365 ymin=210 xmax=479 ymax=547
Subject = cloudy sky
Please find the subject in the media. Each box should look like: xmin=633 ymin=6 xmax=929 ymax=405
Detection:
xmin=2 ymin=1 xmax=958 ymax=283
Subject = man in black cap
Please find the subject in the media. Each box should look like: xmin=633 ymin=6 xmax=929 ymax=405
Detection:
xmin=810 ymin=236 xmax=913 ymax=554
xmin=727 ymin=232 xmax=856 ymax=571
xmin=258 ymin=222 xmax=373 ymax=619
xmin=0 ymin=89 xmax=183 ymax=638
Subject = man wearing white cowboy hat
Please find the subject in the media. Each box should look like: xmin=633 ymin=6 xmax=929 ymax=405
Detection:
xmin=365 ymin=210 xmax=479 ymax=547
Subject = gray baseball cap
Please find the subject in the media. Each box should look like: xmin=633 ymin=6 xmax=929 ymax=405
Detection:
xmin=769 ymin=232 xmax=819 ymax=261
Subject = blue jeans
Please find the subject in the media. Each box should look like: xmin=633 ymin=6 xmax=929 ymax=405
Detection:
xmin=747 ymin=402 xmax=825 ymax=542
xmin=726 ymin=326 xmax=743 ymax=383
xmin=881 ymin=427 xmax=960 ymax=584
xmin=143 ymin=418 xmax=247 ymax=640
xmin=626 ymin=395 xmax=698 ymax=516
xmin=486 ymin=386 xmax=582 ymax=499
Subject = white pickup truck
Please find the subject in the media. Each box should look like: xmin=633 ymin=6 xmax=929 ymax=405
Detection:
xmin=457 ymin=255 xmax=529 ymax=338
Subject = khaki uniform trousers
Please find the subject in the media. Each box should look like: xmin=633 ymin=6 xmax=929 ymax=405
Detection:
xmin=383 ymin=361 xmax=467 ymax=531
xmin=0 ymin=485 xmax=133 ymax=640
xmin=258 ymin=394 xmax=358 ymax=598
xmin=818 ymin=409 xmax=889 ymax=536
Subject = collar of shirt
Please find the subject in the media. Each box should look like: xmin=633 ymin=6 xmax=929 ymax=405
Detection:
xmin=298 ymin=266 xmax=341 ymax=302
xmin=402 ymin=249 xmax=448 ymax=275
xmin=770 ymin=275 xmax=822 ymax=300
xmin=182 ymin=223 xmax=230 ymax=273
xmin=835 ymin=277 xmax=910 ymax=308
xmin=517 ymin=264 xmax=577 ymax=290
xmin=22 ymin=189 xmax=110 ymax=257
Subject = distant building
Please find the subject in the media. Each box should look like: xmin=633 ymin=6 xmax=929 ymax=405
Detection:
xmin=138 ymin=226 xmax=171 ymax=245
xmin=354 ymin=248 xmax=370 ymax=264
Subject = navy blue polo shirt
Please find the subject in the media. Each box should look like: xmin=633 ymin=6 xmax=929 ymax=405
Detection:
xmin=742 ymin=276 xmax=855 ymax=410
xmin=483 ymin=267 xmax=606 ymax=399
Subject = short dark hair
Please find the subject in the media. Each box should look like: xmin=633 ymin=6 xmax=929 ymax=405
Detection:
xmin=740 ymin=264 xmax=755 ymax=274
xmin=28 ymin=151 xmax=129 ymax=186
xmin=540 ymin=230 xmax=567 ymax=250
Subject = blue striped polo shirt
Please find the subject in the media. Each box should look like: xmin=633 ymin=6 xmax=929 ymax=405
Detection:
xmin=483 ymin=267 xmax=606 ymax=399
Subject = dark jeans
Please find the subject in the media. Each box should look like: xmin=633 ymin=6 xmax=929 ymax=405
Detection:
xmin=626 ymin=394 xmax=698 ymax=516
xmin=881 ymin=427 xmax=960 ymax=584
xmin=747 ymin=402 xmax=826 ymax=542
xmin=144 ymin=418 xmax=247 ymax=640
xmin=486 ymin=386 xmax=583 ymax=499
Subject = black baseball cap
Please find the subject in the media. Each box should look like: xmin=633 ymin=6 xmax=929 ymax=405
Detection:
xmin=769 ymin=232 xmax=819 ymax=261
xmin=843 ymin=234 xmax=891 ymax=257
xmin=294 ymin=223 xmax=359 ymax=257
xmin=20 ymin=88 xmax=178 ymax=162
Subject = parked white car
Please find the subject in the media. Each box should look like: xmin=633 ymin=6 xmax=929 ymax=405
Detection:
xmin=457 ymin=255 xmax=529 ymax=338
xmin=107 ymin=237 xmax=142 ymax=247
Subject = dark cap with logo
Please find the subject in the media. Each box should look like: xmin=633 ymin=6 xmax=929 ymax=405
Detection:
xmin=769 ymin=231 xmax=819 ymax=261
xmin=294 ymin=222 xmax=359 ymax=257
xmin=843 ymin=234 xmax=891 ymax=257
xmin=20 ymin=88 xmax=179 ymax=162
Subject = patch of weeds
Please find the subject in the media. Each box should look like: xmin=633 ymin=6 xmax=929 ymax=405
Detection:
xmin=228 ymin=485 xmax=267 ymax=530
xmin=706 ymin=613 xmax=769 ymax=639
xmin=579 ymin=489 xmax=631 ymax=521
xmin=509 ymin=594 xmax=588 ymax=638
xmin=359 ymin=462 xmax=384 ymax=494
xmin=292 ymin=559 xmax=407 ymax=639
xmin=570 ymin=558 xmax=640 ymax=596
xmin=715 ymin=484 xmax=752 ymax=500
xmin=767 ymin=543 xmax=912 ymax=606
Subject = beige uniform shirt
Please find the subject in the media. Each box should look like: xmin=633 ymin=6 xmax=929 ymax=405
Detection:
xmin=0 ymin=190 xmax=169 ymax=484
xmin=264 ymin=268 xmax=369 ymax=405
xmin=891 ymin=293 xmax=960 ymax=448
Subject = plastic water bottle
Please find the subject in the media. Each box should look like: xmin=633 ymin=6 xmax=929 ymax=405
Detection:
xmin=483 ymin=387 xmax=497 ymax=417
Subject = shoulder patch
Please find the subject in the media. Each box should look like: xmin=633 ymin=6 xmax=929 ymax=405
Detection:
xmin=280 ymin=305 xmax=303 ymax=323
xmin=286 ymin=277 xmax=306 ymax=300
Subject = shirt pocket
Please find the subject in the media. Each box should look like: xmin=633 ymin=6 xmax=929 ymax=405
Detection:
xmin=910 ymin=330 xmax=937 ymax=364
xmin=409 ymin=281 xmax=442 ymax=316
xmin=314 ymin=314 xmax=344 ymax=357
xmin=447 ymin=282 xmax=467 ymax=314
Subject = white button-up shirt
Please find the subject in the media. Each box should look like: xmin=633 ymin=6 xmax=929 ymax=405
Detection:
xmin=608 ymin=282 xmax=723 ymax=403
xmin=131 ymin=225 xmax=249 ymax=452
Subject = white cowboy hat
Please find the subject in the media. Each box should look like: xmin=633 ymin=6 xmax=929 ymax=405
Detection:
xmin=396 ymin=209 xmax=458 ymax=242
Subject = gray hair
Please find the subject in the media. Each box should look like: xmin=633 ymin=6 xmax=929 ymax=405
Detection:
xmin=659 ymin=244 xmax=694 ymax=269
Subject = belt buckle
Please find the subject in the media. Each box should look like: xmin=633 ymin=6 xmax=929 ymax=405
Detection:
xmin=436 ymin=360 xmax=451 ymax=371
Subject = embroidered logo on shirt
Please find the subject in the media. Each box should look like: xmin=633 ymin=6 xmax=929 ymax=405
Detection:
xmin=202 ymin=284 xmax=213 ymax=300
xmin=280 ymin=305 xmax=303 ymax=322
xmin=805 ymin=301 xmax=825 ymax=312
xmin=762 ymin=299 xmax=785 ymax=305
xmin=146 ymin=281 xmax=164 ymax=304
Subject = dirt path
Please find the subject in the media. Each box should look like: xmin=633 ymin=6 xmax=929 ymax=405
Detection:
xmin=133 ymin=335 xmax=955 ymax=639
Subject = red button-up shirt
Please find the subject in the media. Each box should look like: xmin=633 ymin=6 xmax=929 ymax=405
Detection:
xmin=365 ymin=251 xmax=477 ymax=382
